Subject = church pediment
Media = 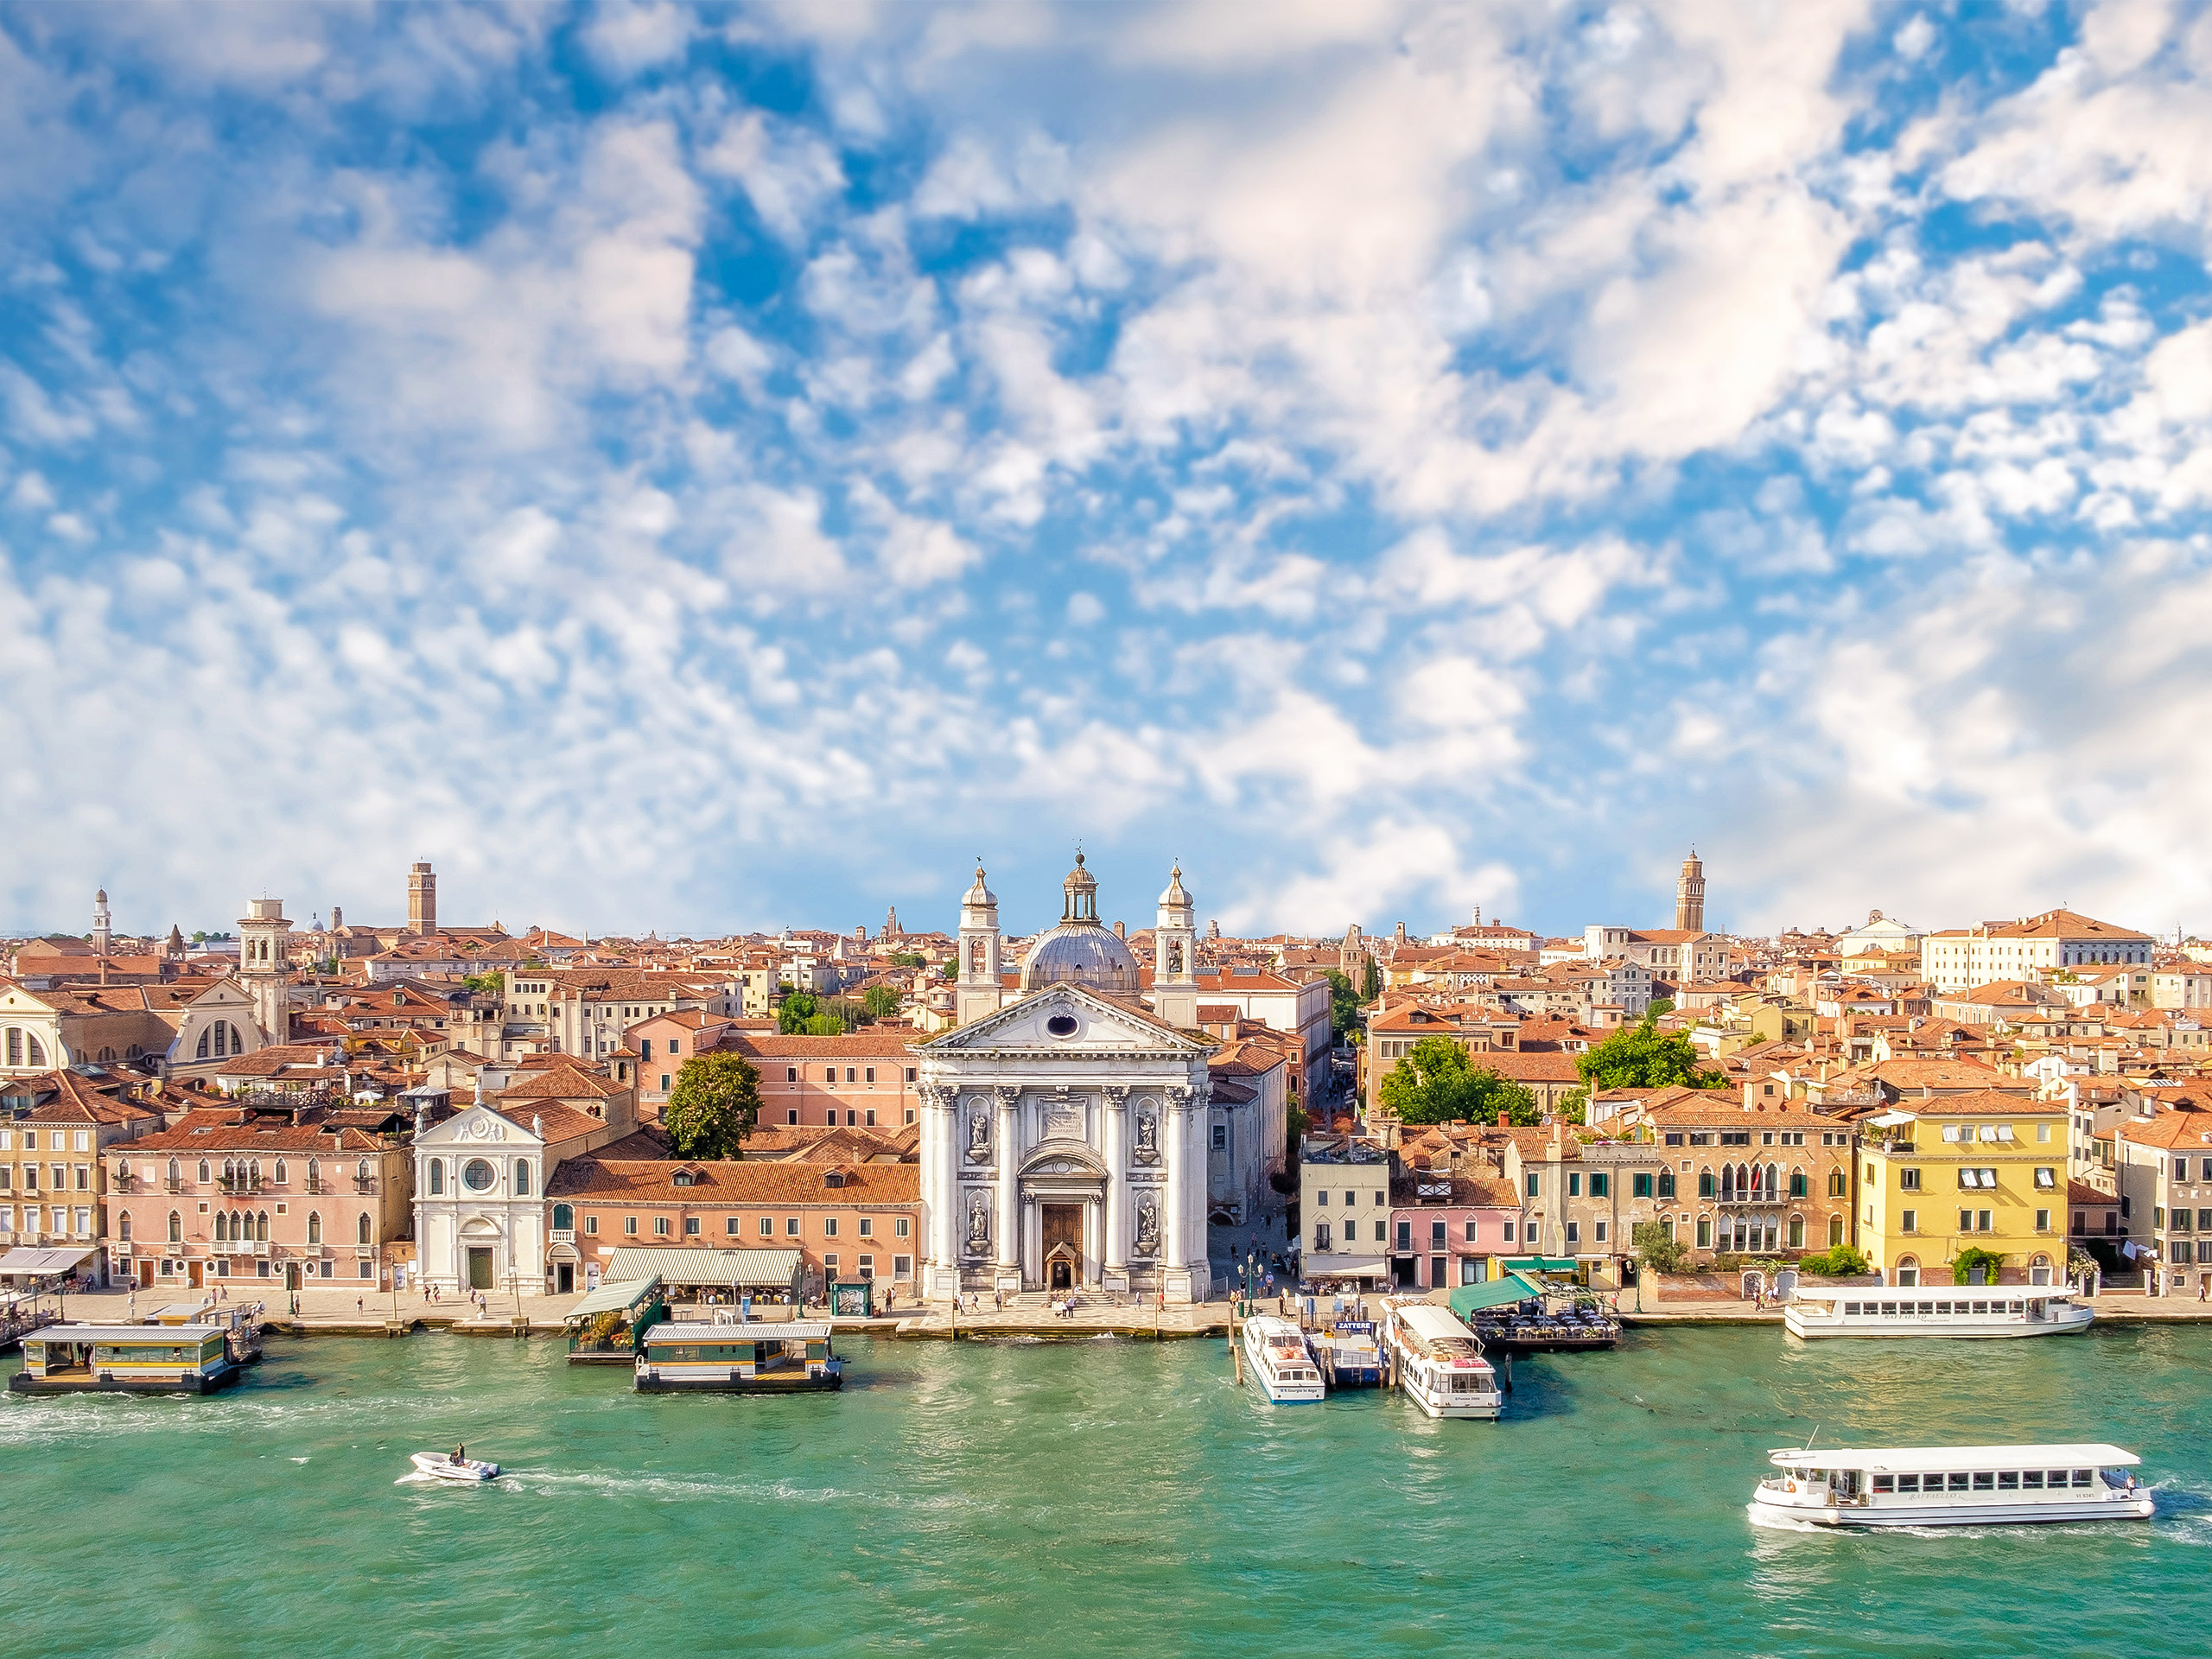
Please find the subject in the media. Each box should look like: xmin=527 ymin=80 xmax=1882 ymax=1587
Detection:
xmin=922 ymin=983 xmax=1207 ymax=1056
xmin=418 ymin=1103 xmax=539 ymax=1147
xmin=1019 ymin=1141 xmax=1107 ymax=1179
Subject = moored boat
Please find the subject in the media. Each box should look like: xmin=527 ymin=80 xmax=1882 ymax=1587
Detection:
xmin=1783 ymin=1284 xmax=2093 ymax=1340
xmin=1241 ymin=1313 xmax=1325 ymax=1404
xmin=410 ymin=1452 xmax=501 ymax=1483
xmin=9 ymin=1321 xmax=242 ymax=1395
xmin=1383 ymin=1302 xmax=1501 ymax=1420
xmin=1749 ymin=1443 xmax=2152 ymax=1528
xmin=1312 ymin=1319 xmax=1382 ymax=1389
xmin=633 ymin=1317 xmax=842 ymax=1394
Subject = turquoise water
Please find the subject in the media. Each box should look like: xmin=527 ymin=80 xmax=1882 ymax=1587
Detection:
xmin=7 ymin=1325 xmax=2212 ymax=1656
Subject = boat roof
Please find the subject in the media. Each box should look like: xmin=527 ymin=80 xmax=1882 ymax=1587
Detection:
xmin=1769 ymin=1444 xmax=2137 ymax=1472
xmin=27 ymin=1323 xmax=222 ymax=1343
xmin=643 ymin=1319 xmax=832 ymax=1342
xmin=1789 ymin=1284 xmax=2075 ymax=1300
xmin=1393 ymin=1303 xmax=1478 ymax=1341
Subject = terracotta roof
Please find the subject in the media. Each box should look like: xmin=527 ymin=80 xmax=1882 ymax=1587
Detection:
xmin=546 ymin=1157 xmax=920 ymax=1204
xmin=130 ymin=1109 xmax=386 ymax=1152
xmin=723 ymin=1033 xmax=924 ymax=1059
xmin=1885 ymin=1088 xmax=2062 ymax=1118
xmin=497 ymin=1066 xmax=626 ymax=1100
xmin=491 ymin=1102 xmax=606 ymax=1143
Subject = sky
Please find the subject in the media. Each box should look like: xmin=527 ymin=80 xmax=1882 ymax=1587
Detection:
xmin=3 ymin=0 xmax=2211 ymax=944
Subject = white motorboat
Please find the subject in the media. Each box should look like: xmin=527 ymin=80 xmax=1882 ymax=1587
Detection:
xmin=1748 ymin=1443 xmax=2152 ymax=1529
xmin=410 ymin=1452 xmax=501 ymax=1483
xmin=1784 ymin=1284 xmax=2094 ymax=1340
xmin=1242 ymin=1314 xmax=1325 ymax=1404
xmin=1383 ymin=1302 xmax=1502 ymax=1420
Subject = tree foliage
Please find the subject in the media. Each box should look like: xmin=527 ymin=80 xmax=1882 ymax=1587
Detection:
xmin=886 ymin=952 xmax=929 ymax=969
xmin=1360 ymin=957 xmax=1382 ymax=1001
xmin=1322 ymin=969 xmax=1364 ymax=1044
xmin=1633 ymin=1220 xmax=1688 ymax=1274
xmin=861 ymin=984 xmax=900 ymax=1020
xmin=1380 ymin=1036 xmax=1540 ymax=1126
xmin=664 ymin=1052 xmax=762 ymax=1160
xmin=1573 ymin=1014 xmax=1726 ymax=1091
xmin=1951 ymin=1246 xmax=2007 ymax=1287
xmin=1797 ymin=1243 xmax=1872 ymax=1277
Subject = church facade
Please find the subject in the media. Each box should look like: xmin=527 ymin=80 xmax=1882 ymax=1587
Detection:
xmin=917 ymin=856 xmax=1216 ymax=1304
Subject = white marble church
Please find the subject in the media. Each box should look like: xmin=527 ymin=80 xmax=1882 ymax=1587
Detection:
xmin=917 ymin=855 xmax=1217 ymax=1304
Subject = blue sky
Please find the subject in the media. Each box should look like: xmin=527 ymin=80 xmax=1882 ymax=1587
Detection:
xmin=3 ymin=0 xmax=2211 ymax=943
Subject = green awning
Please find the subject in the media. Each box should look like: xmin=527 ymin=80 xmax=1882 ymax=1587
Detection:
xmin=1448 ymin=1272 xmax=1548 ymax=1318
xmin=1501 ymin=1257 xmax=1579 ymax=1274
xmin=601 ymin=1247 xmax=804 ymax=1289
xmin=567 ymin=1276 xmax=664 ymax=1319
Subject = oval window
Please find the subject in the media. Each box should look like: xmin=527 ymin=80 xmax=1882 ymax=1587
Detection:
xmin=461 ymin=1159 xmax=497 ymax=1192
xmin=1046 ymin=1014 xmax=1079 ymax=1038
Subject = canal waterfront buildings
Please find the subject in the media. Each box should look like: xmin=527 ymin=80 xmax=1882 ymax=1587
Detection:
xmin=1856 ymin=1091 xmax=2071 ymax=1289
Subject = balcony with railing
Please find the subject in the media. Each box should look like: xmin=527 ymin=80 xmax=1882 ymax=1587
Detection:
xmin=219 ymin=1177 xmax=266 ymax=1196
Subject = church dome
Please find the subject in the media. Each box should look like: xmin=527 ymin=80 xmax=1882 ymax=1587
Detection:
xmin=1021 ymin=923 xmax=1141 ymax=995
xmin=1019 ymin=851 xmax=1140 ymax=994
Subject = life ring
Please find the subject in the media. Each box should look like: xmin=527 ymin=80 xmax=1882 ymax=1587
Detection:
xmin=1785 ymin=1480 xmax=1798 ymax=1492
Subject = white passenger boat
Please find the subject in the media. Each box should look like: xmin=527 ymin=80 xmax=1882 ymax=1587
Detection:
xmin=1241 ymin=1314 xmax=1325 ymax=1404
xmin=1749 ymin=1444 xmax=2152 ymax=1529
xmin=409 ymin=1452 xmax=502 ymax=1484
xmin=1383 ymin=1302 xmax=1502 ymax=1420
xmin=1784 ymin=1284 xmax=2093 ymax=1340
xmin=634 ymin=1317 xmax=842 ymax=1393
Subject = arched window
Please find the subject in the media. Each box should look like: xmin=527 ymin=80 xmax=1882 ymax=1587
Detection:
xmin=167 ymin=1158 xmax=181 ymax=1185
xmin=1698 ymin=1166 xmax=1714 ymax=1198
xmin=1719 ymin=1166 xmax=1735 ymax=1201
xmin=98 ymin=1047 xmax=113 ymax=1063
xmin=197 ymin=1160 xmax=210 ymax=1184
xmin=274 ymin=1160 xmax=288 ymax=1185
xmin=256 ymin=1211 xmax=269 ymax=1243
xmin=126 ymin=1044 xmax=143 ymax=1059
xmin=1789 ymin=1167 xmax=1807 ymax=1198
xmin=515 ymin=1160 xmax=531 ymax=1197
xmin=1895 ymin=1253 xmax=1920 ymax=1287
xmin=307 ymin=1211 xmax=321 ymax=1244
xmin=358 ymin=1212 xmax=371 ymax=1244
xmin=4 ymin=1028 xmax=20 ymax=1067
xmin=2029 ymin=1251 xmax=2053 ymax=1286
xmin=1657 ymin=1169 xmax=1675 ymax=1198
xmin=427 ymin=1159 xmax=444 ymax=1196
xmin=357 ymin=1160 xmax=370 ymax=1184
xmin=249 ymin=1160 xmax=261 ymax=1184
xmin=552 ymin=1204 xmax=574 ymax=1230
xmin=1828 ymin=1215 xmax=1844 ymax=1247
xmin=1789 ymin=1215 xmax=1804 ymax=1249
xmin=1827 ymin=1168 xmax=1846 ymax=1197
xmin=167 ymin=1210 xmax=181 ymax=1243
xmin=214 ymin=1022 xmax=229 ymax=1058
xmin=118 ymin=1213 xmax=131 ymax=1241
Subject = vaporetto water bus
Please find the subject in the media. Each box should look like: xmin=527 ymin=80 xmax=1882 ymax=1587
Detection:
xmin=1242 ymin=1313 xmax=1325 ymax=1404
xmin=9 ymin=1321 xmax=242 ymax=1395
xmin=1749 ymin=1444 xmax=2152 ymax=1529
xmin=1383 ymin=1301 xmax=1502 ymax=1420
xmin=1783 ymin=1283 xmax=2094 ymax=1339
xmin=633 ymin=1316 xmax=842 ymax=1394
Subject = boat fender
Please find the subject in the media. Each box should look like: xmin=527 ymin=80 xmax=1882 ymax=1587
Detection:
xmin=1784 ymin=1480 xmax=1797 ymax=1493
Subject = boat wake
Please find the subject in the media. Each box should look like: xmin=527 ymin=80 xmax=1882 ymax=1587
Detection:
xmin=1745 ymin=1503 xmax=1827 ymax=1535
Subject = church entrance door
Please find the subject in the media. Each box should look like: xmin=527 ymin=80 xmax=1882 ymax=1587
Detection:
xmin=467 ymin=1248 xmax=495 ymax=1291
xmin=1041 ymin=1204 xmax=1083 ymax=1289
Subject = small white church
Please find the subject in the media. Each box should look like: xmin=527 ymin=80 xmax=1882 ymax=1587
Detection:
xmin=915 ymin=855 xmax=1240 ymax=1305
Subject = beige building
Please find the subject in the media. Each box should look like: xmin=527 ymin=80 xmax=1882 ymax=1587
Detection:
xmin=1920 ymin=910 xmax=2152 ymax=995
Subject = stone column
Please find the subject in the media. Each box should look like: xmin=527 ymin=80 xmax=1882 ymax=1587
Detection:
xmin=1102 ymin=1086 xmax=1128 ymax=1292
xmin=994 ymin=1086 xmax=1020 ymax=1288
xmin=1163 ymin=1086 xmax=1188 ymax=1275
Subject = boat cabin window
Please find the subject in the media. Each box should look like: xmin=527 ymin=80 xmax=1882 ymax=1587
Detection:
xmin=2022 ymin=1471 xmax=2044 ymax=1489
xmin=1896 ymin=1474 xmax=1919 ymax=1492
xmin=1998 ymin=1471 xmax=2019 ymax=1489
xmin=1972 ymin=1472 xmax=1994 ymax=1491
xmin=1946 ymin=1473 xmax=1970 ymax=1491
xmin=1872 ymin=1475 xmax=1895 ymax=1493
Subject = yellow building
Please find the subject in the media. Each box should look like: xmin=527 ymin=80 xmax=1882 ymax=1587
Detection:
xmin=1858 ymin=1089 xmax=2069 ymax=1289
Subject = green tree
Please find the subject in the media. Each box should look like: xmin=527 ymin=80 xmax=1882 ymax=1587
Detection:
xmin=1797 ymin=1243 xmax=1872 ymax=1277
xmin=1574 ymin=1014 xmax=1726 ymax=1092
xmin=1633 ymin=1220 xmax=1688 ymax=1274
xmin=778 ymin=990 xmax=821 ymax=1034
xmin=1380 ymin=1036 xmax=1540 ymax=1126
xmin=1554 ymin=1085 xmax=1588 ymax=1125
xmin=1360 ymin=957 xmax=1382 ymax=1001
xmin=462 ymin=971 xmax=505 ymax=995
xmin=1322 ymin=969 xmax=1364 ymax=1044
xmin=861 ymin=985 xmax=900 ymax=1020
xmin=1645 ymin=998 xmax=1675 ymax=1019
xmin=664 ymin=1052 xmax=762 ymax=1160
xmin=887 ymin=952 xmax=928 ymax=969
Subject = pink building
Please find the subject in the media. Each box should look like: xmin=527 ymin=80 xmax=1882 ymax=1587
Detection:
xmin=105 ymin=1101 xmax=414 ymax=1293
xmin=1386 ymin=1168 xmax=1527 ymax=1291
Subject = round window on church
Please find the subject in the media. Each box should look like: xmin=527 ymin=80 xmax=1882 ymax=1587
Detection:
xmin=1046 ymin=1014 xmax=1079 ymax=1038
xmin=461 ymin=1159 xmax=496 ymax=1192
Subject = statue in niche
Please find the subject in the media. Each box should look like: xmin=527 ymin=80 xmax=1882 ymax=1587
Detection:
xmin=1132 ymin=1109 xmax=1160 ymax=1165
xmin=966 ymin=1109 xmax=991 ymax=1162
xmin=966 ymin=1191 xmax=990 ymax=1253
xmin=1135 ymin=1192 xmax=1160 ymax=1257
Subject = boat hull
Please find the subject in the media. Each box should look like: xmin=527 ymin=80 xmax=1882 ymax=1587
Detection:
xmin=1783 ymin=1317 xmax=2092 ymax=1340
xmin=410 ymin=1453 xmax=500 ymax=1482
xmin=1749 ymin=1496 xmax=2152 ymax=1528
xmin=8 ymin=1363 xmax=240 ymax=1396
xmin=635 ymin=1371 xmax=844 ymax=1394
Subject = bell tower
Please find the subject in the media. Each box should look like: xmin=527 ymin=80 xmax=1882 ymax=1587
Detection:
xmin=1675 ymin=849 xmax=1706 ymax=933
xmin=238 ymin=896 xmax=292 ymax=1043
xmin=956 ymin=863 xmax=1004 ymax=1027
xmin=408 ymin=861 xmax=437 ymax=936
xmin=1154 ymin=864 xmax=1199 ymax=1028
xmin=92 ymin=889 xmax=111 ymax=958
